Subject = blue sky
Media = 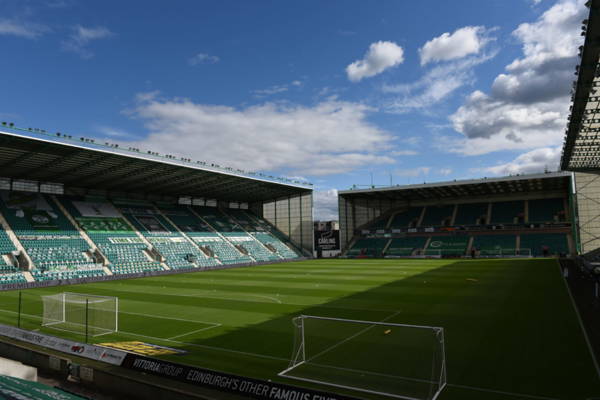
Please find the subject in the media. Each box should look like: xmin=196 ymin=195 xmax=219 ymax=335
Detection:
xmin=0 ymin=0 xmax=585 ymax=219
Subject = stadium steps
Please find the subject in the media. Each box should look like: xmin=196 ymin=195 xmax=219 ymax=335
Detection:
xmin=0 ymin=210 xmax=32 ymax=270
xmin=240 ymin=210 xmax=304 ymax=257
xmin=466 ymin=236 xmax=474 ymax=255
xmin=102 ymin=266 xmax=113 ymax=275
xmin=112 ymin=203 xmax=169 ymax=271
xmin=21 ymin=271 xmax=34 ymax=282
xmin=381 ymin=238 xmax=392 ymax=254
xmin=153 ymin=205 xmax=222 ymax=266
xmin=222 ymin=209 xmax=282 ymax=260
xmin=187 ymin=207 xmax=257 ymax=263
xmin=51 ymin=195 xmax=101 ymax=253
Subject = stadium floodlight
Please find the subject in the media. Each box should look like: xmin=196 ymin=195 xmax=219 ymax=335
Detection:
xmin=279 ymin=315 xmax=446 ymax=400
xmin=42 ymin=293 xmax=118 ymax=340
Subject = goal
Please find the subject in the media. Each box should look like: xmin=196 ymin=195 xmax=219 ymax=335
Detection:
xmin=41 ymin=293 xmax=118 ymax=337
xmin=279 ymin=315 xmax=446 ymax=400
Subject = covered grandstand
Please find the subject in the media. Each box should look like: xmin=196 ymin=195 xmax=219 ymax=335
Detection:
xmin=0 ymin=126 xmax=313 ymax=288
xmin=339 ymin=172 xmax=577 ymax=258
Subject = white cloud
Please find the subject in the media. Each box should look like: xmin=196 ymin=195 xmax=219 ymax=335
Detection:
xmin=0 ymin=19 xmax=47 ymax=38
xmin=439 ymin=168 xmax=453 ymax=176
xmin=480 ymin=147 xmax=561 ymax=175
xmin=389 ymin=150 xmax=418 ymax=156
xmin=314 ymin=189 xmax=339 ymax=221
xmin=384 ymin=52 xmax=495 ymax=113
xmin=126 ymin=96 xmax=395 ymax=176
xmin=62 ymin=25 xmax=113 ymax=58
xmin=189 ymin=53 xmax=220 ymax=65
xmin=252 ymin=80 xmax=303 ymax=97
xmin=420 ymin=26 xmax=490 ymax=65
xmin=448 ymin=0 xmax=585 ymax=155
xmin=395 ymin=167 xmax=431 ymax=177
xmin=346 ymin=41 xmax=404 ymax=82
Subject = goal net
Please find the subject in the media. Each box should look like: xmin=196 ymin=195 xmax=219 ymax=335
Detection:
xmin=41 ymin=293 xmax=118 ymax=337
xmin=279 ymin=315 xmax=446 ymax=400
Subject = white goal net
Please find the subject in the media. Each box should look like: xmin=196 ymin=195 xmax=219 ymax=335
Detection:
xmin=279 ymin=315 xmax=446 ymax=400
xmin=41 ymin=292 xmax=118 ymax=337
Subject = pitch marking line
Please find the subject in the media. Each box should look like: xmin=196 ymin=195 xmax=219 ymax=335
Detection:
xmin=557 ymin=261 xmax=600 ymax=380
xmin=120 ymin=310 xmax=221 ymax=326
xmin=167 ymin=325 xmax=221 ymax=340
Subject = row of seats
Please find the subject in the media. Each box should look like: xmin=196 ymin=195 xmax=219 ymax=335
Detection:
xmin=159 ymin=206 xmax=253 ymax=264
xmin=368 ymin=198 xmax=567 ymax=230
xmin=347 ymin=233 xmax=570 ymax=257
xmin=119 ymin=204 xmax=219 ymax=269
xmin=0 ymin=192 xmax=105 ymax=281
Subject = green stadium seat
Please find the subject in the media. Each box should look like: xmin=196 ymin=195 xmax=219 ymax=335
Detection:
xmin=385 ymin=237 xmax=427 ymax=256
xmin=454 ymin=203 xmax=488 ymax=225
xmin=528 ymin=198 xmax=566 ymax=223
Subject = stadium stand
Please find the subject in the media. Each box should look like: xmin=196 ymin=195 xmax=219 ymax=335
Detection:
xmin=472 ymin=234 xmax=517 ymax=256
xmin=519 ymin=233 xmax=569 ymax=257
xmin=193 ymin=206 xmax=281 ymax=261
xmin=0 ymin=228 xmax=17 ymax=272
xmin=424 ymin=236 xmax=468 ymax=256
xmin=385 ymin=237 xmax=427 ymax=256
xmin=0 ymin=192 xmax=104 ymax=281
xmin=528 ymin=198 xmax=565 ymax=223
xmin=454 ymin=203 xmax=489 ymax=225
xmin=119 ymin=204 xmax=218 ymax=269
xmin=346 ymin=237 xmax=388 ymax=257
xmin=490 ymin=201 xmax=525 ymax=224
xmin=421 ymin=205 xmax=454 ymax=226
xmin=58 ymin=198 xmax=163 ymax=275
xmin=389 ymin=207 xmax=423 ymax=228
xmin=224 ymin=208 xmax=301 ymax=258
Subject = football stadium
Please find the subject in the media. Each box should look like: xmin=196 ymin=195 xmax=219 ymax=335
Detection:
xmin=1 ymin=2 xmax=600 ymax=400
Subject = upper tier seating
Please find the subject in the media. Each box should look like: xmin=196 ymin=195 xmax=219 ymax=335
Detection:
xmin=347 ymin=238 xmax=388 ymax=257
xmin=472 ymin=234 xmax=517 ymax=256
xmin=528 ymin=198 xmax=565 ymax=223
xmin=519 ymin=233 xmax=569 ymax=256
xmin=421 ymin=205 xmax=454 ymax=226
xmin=192 ymin=206 xmax=241 ymax=232
xmin=0 ymin=192 xmax=102 ymax=279
xmin=385 ymin=237 xmax=427 ymax=256
xmin=454 ymin=203 xmax=489 ymax=225
xmin=120 ymin=205 xmax=218 ymax=269
xmin=389 ymin=207 xmax=423 ymax=228
xmin=365 ymin=215 xmax=390 ymax=230
xmin=424 ymin=236 xmax=468 ymax=256
xmin=490 ymin=201 xmax=524 ymax=224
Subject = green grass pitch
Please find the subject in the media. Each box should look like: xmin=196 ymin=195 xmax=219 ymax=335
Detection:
xmin=0 ymin=258 xmax=598 ymax=400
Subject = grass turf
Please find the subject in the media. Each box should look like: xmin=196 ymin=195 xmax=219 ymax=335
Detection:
xmin=0 ymin=258 xmax=597 ymax=400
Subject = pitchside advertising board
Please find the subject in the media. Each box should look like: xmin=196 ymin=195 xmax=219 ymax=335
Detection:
xmin=121 ymin=354 xmax=358 ymax=400
xmin=0 ymin=324 xmax=355 ymax=400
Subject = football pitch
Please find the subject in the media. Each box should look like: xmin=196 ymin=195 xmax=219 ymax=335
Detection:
xmin=0 ymin=258 xmax=598 ymax=400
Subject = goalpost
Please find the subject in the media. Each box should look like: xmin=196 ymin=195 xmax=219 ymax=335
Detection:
xmin=41 ymin=293 xmax=118 ymax=338
xmin=279 ymin=315 xmax=446 ymax=400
